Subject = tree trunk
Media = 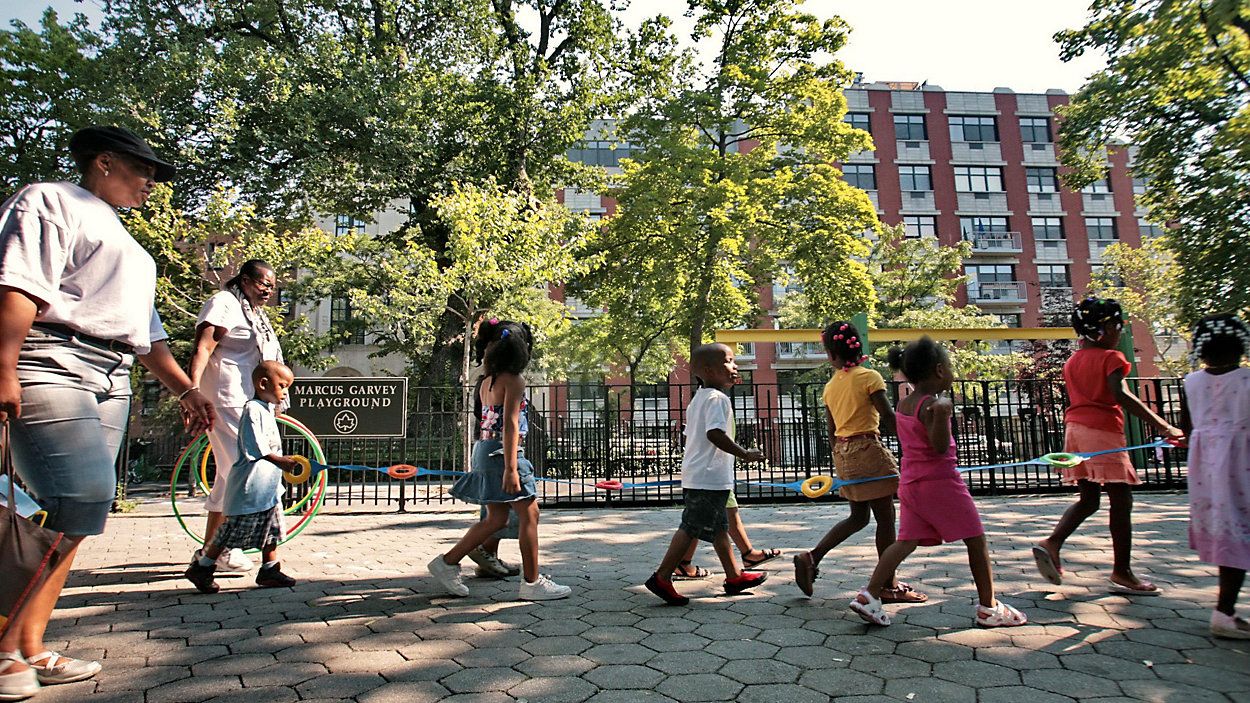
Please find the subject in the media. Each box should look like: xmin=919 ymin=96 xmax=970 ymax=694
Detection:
xmin=460 ymin=302 xmax=476 ymax=472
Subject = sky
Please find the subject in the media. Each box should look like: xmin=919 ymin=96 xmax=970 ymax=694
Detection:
xmin=3 ymin=0 xmax=1106 ymax=94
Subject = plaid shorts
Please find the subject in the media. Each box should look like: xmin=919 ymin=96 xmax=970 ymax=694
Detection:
xmin=679 ymin=488 xmax=731 ymax=542
xmin=212 ymin=505 xmax=283 ymax=551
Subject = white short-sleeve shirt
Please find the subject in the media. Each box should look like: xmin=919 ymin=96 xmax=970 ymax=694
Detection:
xmin=0 ymin=182 xmax=166 ymax=354
xmin=197 ymin=291 xmax=283 ymax=408
xmin=681 ymin=387 xmax=736 ymax=490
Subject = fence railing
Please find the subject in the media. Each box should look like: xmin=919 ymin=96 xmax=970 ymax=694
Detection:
xmin=123 ymin=378 xmax=1189 ymax=509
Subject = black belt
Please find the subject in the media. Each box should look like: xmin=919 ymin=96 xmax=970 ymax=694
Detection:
xmin=32 ymin=323 xmax=135 ymax=355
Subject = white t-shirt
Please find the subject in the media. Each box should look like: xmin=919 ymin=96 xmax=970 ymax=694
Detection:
xmin=197 ymin=291 xmax=283 ymax=408
xmin=681 ymin=387 xmax=736 ymax=490
xmin=0 ymin=182 xmax=166 ymax=354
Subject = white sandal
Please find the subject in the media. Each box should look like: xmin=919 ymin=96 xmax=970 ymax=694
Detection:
xmin=849 ymin=589 xmax=892 ymax=626
xmin=0 ymin=651 xmax=38 ymax=701
xmin=976 ymin=600 xmax=1028 ymax=628
xmin=25 ymin=651 xmax=101 ymax=685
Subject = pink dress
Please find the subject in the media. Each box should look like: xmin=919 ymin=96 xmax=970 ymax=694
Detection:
xmin=1185 ymin=368 xmax=1250 ymax=570
xmin=896 ymin=394 xmax=984 ymax=546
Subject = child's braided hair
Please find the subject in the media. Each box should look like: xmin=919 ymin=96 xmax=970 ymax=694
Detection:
xmin=821 ymin=320 xmax=868 ymax=370
xmin=1072 ymin=296 xmax=1124 ymax=342
xmin=1190 ymin=314 xmax=1250 ymax=367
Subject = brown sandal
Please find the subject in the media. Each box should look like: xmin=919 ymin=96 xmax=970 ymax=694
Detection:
xmin=881 ymin=582 xmax=929 ymax=603
xmin=673 ymin=560 xmax=710 ymax=580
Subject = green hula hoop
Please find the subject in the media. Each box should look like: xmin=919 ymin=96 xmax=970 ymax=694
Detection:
xmin=1040 ymin=452 xmax=1084 ymax=468
xmin=170 ymin=415 xmax=328 ymax=550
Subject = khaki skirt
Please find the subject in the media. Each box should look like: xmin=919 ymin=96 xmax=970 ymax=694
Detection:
xmin=833 ymin=434 xmax=900 ymax=501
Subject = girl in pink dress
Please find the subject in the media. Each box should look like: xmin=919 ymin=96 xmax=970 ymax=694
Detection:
xmin=1182 ymin=314 xmax=1250 ymax=639
xmin=849 ymin=337 xmax=1026 ymax=628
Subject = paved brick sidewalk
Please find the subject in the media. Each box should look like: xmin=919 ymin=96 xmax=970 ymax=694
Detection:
xmin=29 ymin=492 xmax=1250 ymax=702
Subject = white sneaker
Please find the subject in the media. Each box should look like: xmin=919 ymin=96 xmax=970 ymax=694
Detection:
xmin=219 ymin=548 xmax=254 ymax=572
xmin=0 ymin=651 xmax=39 ymax=700
xmin=26 ymin=651 xmax=101 ymax=685
xmin=519 ymin=574 xmax=572 ymax=601
xmin=427 ymin=555 xmax=470 ymax=597
xmin=1211 ymin=610 xmax=1250 ymax=639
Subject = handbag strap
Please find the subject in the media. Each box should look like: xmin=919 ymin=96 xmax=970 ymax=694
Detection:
xmin=3 ymin=422 xmax=16 ymax=513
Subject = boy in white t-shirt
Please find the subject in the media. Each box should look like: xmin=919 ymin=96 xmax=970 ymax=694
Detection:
xmin=644 ymin=343 xmax=769 ymax=605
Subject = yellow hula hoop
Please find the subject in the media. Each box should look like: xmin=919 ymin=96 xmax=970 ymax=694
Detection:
xmin=198 ymin=440 xmax=213 ymax=494
xmin=801 ymin=475 xmax=835 ymax=499
xmin=284 ymin=455 xmax=312 ymax=485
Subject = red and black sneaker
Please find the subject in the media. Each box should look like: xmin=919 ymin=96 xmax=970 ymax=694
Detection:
xmin=645 ymin=572 xmax=690 ymax=606
xmin=184 ymin=560 xmax=220 ymax=594
xmin=724 ymin=570 xmax=768 ymax=595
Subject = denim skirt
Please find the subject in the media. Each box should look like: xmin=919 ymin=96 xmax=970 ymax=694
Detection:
xmin=450 ymin=439 xmax=538 ymax=504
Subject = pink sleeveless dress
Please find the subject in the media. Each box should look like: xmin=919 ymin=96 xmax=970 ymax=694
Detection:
xmin=896 ymin=394 xmax=984 ymax=546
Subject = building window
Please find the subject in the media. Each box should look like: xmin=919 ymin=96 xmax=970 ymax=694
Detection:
xmin=960 ymin=216 xmax=1009 ymax=237
xmin=1031 ymin=217 xmax=1065 ymax=240
xmin=902 ymin=215 xmax=937 ymax=238
xmin=1132 ymin=175 xmax=1149 ymax=195
xmin=845 ymin=112 xmax=871 ymax=135
xmin=967 ymin=264 xmax=1015 ymax=283
xmin=566 ymin=140 xmax=634 ymax=167
xmin=1037 ymin=265 xmax=1071 ymax=287
xmin=995 ymin=313 xmax=1022 ymax=327
xmin=276 ymin=288 xmax=294 ymax=316
xmin=948 ymin=115 xmax=999 ymax=142
xmin=893 ymin=113 xmax=927 ymax=141
xmin=1085 ymin=217 xmax=1118 ymax=240
xmin=335 ymin=215 xmax=367 ymax=236
xmin=141 ymin=381 xmax=162 ymax=416
xmin=898 ymin=165 xmax=932 ymax=191
xmin=843 ymin=164 xmax=876 ymax=190
xmin=330 ymin=295 xmax=365 ymax=345
xmin=1081 ymin=178 xmax=1112 ymax=194
xmin=1138 ymin=218 xmax=1164 ymax=239
xmin=1025 ymin=167 xmax=1059 ymax=193
xmin=206 ymin=242 xmax=226 ymax=271
xmin=953 ymin=166 xmax=1004 ymax=192
xmin=1019 ymin=117 xmax=1052 ymax=143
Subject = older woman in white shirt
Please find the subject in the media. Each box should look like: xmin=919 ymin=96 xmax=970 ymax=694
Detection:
xmin=187 ymin=259 xmax=284 ymax=572
xmin=0 ymin=126 xmax=214 ymax=698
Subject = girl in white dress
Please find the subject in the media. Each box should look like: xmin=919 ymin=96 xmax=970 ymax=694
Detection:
xmin=1182 ymin=314 xmax=1250 ymax=639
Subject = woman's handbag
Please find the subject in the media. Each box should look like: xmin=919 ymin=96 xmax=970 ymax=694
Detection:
xmin=0 ymin=422 xmax=74 ymax=638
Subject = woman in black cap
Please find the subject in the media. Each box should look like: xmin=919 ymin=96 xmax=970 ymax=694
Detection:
xmin=0 ymin=125 xmax=214 ymax=699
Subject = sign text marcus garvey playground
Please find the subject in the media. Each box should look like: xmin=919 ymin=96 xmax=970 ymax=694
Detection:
xmin=285 ymin=378 xmax=408 ymax=438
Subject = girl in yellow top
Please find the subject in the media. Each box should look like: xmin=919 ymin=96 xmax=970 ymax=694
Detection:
xmin=793 ymin=321 xmax=927 ymax=604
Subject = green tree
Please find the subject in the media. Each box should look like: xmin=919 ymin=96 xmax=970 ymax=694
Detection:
xmin=1057 ymin=0 xmax=1250 ymax=320
xmin=599 ymin=0 xmax=878 ymax=359
xmin=1088 ymin=237 xmax=1190 ymax=374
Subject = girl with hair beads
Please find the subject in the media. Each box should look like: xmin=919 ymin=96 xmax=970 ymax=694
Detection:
xmin=793 ymin=322 xmax=926 ymax=604
xmin=427 ymin=318 xmax=571 ymax=601
xmin=1181 ymin=314 xmax=1250 ymax=639
xmin=1034 ymin=298 xmax=1183 ymax=595
xmin=849 ymin=337 xmax=1026 ymax=627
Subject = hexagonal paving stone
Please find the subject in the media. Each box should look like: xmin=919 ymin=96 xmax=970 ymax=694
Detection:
xmin=440 ymin=666 xmax=528 ymax=694
xmin=583 ymin=642 xmax=657 ymax=666
xmin=893 ymin=639 xmax=974 ymax=663
xmin=719 ymin=658 xmax=800 ymax=685
xmin=693 ymin=622 xmax=762 ymax=640
xmin=975 ymin=646 xmax=1061 ymax=670
xmin=978 ymin=686 xmax=1078 ymax=703
xmin=737 ymin=683 xmax=830 ymax=703
xmin=521 ymin=636 xmax=594 ymax=656
xmin=583 ymin=626 xmax=649 ymax=644
xmin=452 ymin=646 xmax=530 ymax=668
xmin=508 ymin=676 xmax=598 ymax=703
xmin=797 ymin=668 xmax=884 ymax=697
xmin=755 ymin=627 xmax=827 ymax=647
xmin=932 ymin=659 xmax=1021 ymax=688
xmin=1151 ymin=663 xmax=1250 ymax=693
xmin=1119 ymin=679 xmax=1236 ymax=703
xmin=295 ymin=673 xmax=388 ymax=700
xmin=636 ymin=617 xmax=701 ymax=634
xmin=640 ymin=632 xmax=712 ymax=653
xmin=774 ymin=645 xmax=851 ymax=669
xmin=703 ymin=639 xmax=780 ymax=660
xmin=883 ymin=676 xmax=976 ymax=703
xmin=516 ymin=655 xmax=598 ymax=677
xmin=378 ymin=658 xmax=462 ymax=683
xmin=647 ymin=650 xmax=727 ymax=675
xmin=849 ymin=652 xmax=932 ymax=678
xmin=357 ymin=681 xmax=450 ymax=703
xmin=585 ymin=663 xmax=667 ymax=689
xmin=656 ymin=673 xmax=745 ymax=702
xmin=1056 ymin=653 xmax=1160 ymax=680
xmin=1021 ymin=668 xmax=1122 ymax=698
xmin=583 ymin=691 xmax=679 ymax=703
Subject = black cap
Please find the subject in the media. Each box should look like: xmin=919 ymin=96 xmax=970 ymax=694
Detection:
xmin=68 ymin=126 xmax=177 ymax=182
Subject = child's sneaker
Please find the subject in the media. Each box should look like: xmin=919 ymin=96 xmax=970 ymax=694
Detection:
xmin=723 ymin=571 xmax=768 ymax=595
xmin=645 ymin=573 xmax=690 ymax=606
xmin=427 ymin=554 xmax=470 ymax=597
xmin=1210 ymin=610 xmax=1250 ymax=639
xmin=849 ymin=589 xmax=891 ymax=626
xmin=519 ymin=574 xmax=572 ymax=601
xmin=184 ymin=560 xmax=220 ymax=594
xmin=218 ymin=548 xmax=254 ymax=572
xmin=256 ymin=562 xmax=297 ymax=588
xmin=468 ymin=546 xmax=518 ymax=578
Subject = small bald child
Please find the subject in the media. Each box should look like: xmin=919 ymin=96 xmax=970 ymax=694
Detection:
xmin=644 ymin=343 xmax=769 ymax=605
xmin=186 ymin=360 xmax=300 ymax=593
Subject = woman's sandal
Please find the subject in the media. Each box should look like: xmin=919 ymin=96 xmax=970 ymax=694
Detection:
xmin=849 ymin=589 xmax=892 ymax=626
xmin=742 ymin=548 xmax=781 ymax=568
xmin=1108 ymin=578 xmax=1160 ymax=596
xmin=1032 ymin=545 xmax=1063 ymax=585
xmin=673 ymin=560 xmax=710 ymax=580
xmin=976 ymin=600 xmax=1028 ymax=628
xmin=881 ymin=582 xmax=929 ymax=604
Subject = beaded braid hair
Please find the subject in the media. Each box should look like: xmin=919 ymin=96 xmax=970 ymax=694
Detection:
xmin=1071 ymin=297 xmax=1124 ymax=343
xmin=821 ymin=320 xmax=868 ymax=370
xmin=1189 ymin=314 xmax=1250 ymax=368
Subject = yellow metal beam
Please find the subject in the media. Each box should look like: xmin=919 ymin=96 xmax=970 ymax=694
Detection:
xmin=715 ymin=327 xmax=1077 ymax=344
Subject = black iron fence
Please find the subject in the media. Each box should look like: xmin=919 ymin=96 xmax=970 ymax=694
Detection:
xmin=123 ymin=378 xmax=1189 ymax=510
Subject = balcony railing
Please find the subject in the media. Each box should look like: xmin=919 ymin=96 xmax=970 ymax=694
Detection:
xmin=967 ymin=281 xmax=1028 ymax=304
xmin=964 ymin=231 xmax=1023 ymax=254
xmin=777 ymin=341 xmax=826 ymax=360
